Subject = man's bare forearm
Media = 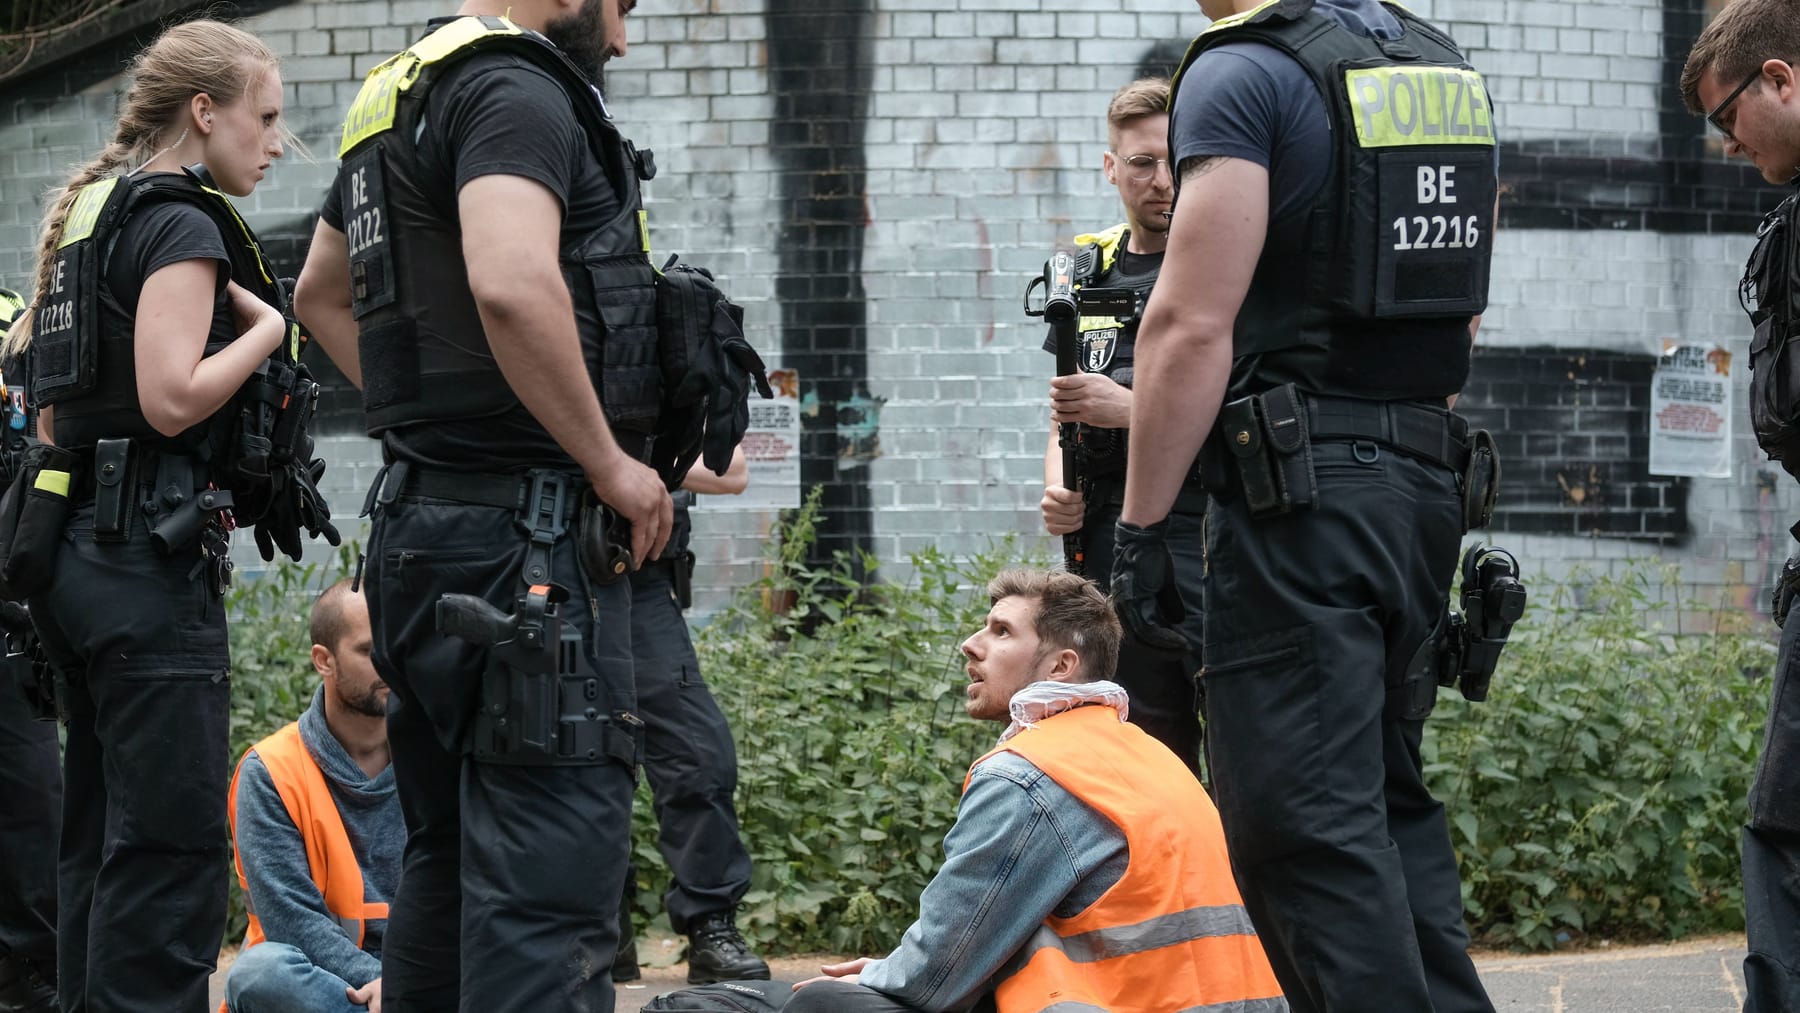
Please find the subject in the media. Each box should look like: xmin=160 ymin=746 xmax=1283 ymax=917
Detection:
xmin=1119 ymin=318 xmax=1231 ymax=526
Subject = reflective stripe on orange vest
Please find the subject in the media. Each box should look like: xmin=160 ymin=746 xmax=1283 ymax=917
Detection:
xmin=227 ymin=722 xmax=389 ymax=955
xmin=969 ymin=704 xmax=1285 ymax=1013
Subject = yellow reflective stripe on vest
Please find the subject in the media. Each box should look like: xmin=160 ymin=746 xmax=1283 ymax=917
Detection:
xmin=198 ymin=182 xmax=278 ymax=286
xmin=1344 ymin=65 xmax=1493 ymax=147
xmin=339 ymin=16 xmax=527 ymax=155
xmin=638 ymin=209 xmax=651 ymax=255
xmin=59 ymin=178 xmax=119 ymax=248
xmin=1014 ymin=904 xmax=1261 ymax=966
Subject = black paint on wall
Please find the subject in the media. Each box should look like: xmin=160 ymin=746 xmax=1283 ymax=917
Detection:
xmin=1458 ymin=348 xmax=1690 ymax=541
xmin=766 ymin=0 xmax=876 ymax=573
xmin=1496 ymin=0 xmax=1787 ymax=234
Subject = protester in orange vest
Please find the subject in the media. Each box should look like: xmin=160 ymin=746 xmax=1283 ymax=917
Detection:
xmin=751 ymin=569 xmax=1280 ymax=1013
xmin=224 ymin=580 xmax=401 ymax=1013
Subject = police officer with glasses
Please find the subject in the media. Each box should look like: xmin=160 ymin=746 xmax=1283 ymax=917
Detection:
xmin=1681 ymin=3 xmax=1800 ymax=1008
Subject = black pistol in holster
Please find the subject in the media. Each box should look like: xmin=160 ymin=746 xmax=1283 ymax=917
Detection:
xmin=1391 ymin=544 xmax=1528 ymax=719
xmin=436 ymin=584 xmax=639 ymax=769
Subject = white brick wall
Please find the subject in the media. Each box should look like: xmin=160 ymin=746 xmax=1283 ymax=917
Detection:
xmin=0 ymin=0 xmax=1788 ymax=620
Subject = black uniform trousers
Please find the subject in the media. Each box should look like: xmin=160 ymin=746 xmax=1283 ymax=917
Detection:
xmin=1743 ymin=585 xmax=1800 ymax=1012
xmin=29 ymin=504 xmax=231 ymax=1013
xmin=1202 ymin=441 xmax=1492 ymax=1013
xmin=367 ymin=495 xmax=635 ymax=1012
xmin=627 ymin=564 xmax=752 ymax=933
xmin=0 ymin=652 xmax=59 ymax=972
xmin=1082 ymin=479 xmax=1205 ymax=776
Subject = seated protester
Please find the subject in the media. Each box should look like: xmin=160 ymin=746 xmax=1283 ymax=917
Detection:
xmin=661 ymin=570 xmax=1286 ymax=1013
xmin=224 ymin=580 xmax=401 ymax=1013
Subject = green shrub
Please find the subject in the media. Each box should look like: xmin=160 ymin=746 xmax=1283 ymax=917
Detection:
xmin=1423 ymin=562 xmax=1771 ymax=950
xmin=223 ymin=546 xmax=357 ymax=944
xmin=626 ymin=489 xmax=1047 ymax=953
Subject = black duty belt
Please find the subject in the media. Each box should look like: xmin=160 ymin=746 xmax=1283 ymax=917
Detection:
xmin=1085 ymin=476 xmax=1209 ymax=514
xmin=1304 ymin=396 xmax=1470 ymax=472
xmin=397 ymin=467 xmax=584 ymax=522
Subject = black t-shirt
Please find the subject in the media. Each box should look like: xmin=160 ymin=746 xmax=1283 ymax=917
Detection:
xmin=62 ymin=195 xmax=235 ymax=446
xmin=1169 ymin=0 xmax=1401 ymax=395
xmin=322 ymin=30 xmax=623 ymax=472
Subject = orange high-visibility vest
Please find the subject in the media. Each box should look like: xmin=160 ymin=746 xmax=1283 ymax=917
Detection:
xmin=228 ymin=722 xmax=391 ymax=953
xmin=969 ymin=704 xmax=1285 ymax=1013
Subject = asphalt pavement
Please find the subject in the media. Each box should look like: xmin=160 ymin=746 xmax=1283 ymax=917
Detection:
xmin=209 ymin=935 xmax=1754 ymax=1011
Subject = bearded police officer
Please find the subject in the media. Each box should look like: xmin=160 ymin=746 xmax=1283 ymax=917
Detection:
xmin=292 ymin=0 xmax=674 ymax=1008
xmin=1038 ymin=78 xmax=1205 ymax=775
xmin=1680 ymin=4 xmax=1800 ymax=1009
xmin=1115 ymin=1 xmax=1499 ymax=1010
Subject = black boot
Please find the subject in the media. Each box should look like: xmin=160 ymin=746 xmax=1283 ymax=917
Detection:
xmin=611 ymin=934 xmax=641 ymax=983
xmin=0 ymin=954 xmax=56 ymax=1013
xmin=685 ymin=911 xmax=770 ymax=985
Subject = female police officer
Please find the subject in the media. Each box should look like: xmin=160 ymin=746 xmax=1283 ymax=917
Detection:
xmin=2 ymin=20 xmax=292 ymax=1012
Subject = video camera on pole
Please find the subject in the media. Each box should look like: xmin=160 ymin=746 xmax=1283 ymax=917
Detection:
xmin=1023 ymin=255 xmax=1135 ymax=578
xmin=1437 ymin=544 xmax=1528 ymax=702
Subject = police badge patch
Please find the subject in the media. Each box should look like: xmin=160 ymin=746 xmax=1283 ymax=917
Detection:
xmin=1083 ymin=329 xmax=1118 ymax=372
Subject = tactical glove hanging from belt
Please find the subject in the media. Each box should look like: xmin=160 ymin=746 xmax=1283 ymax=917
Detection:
xmin=1742 ymin=192 xmax=1800 ymax=472
xmin=650 ymin=255 xmax=772 ymax=488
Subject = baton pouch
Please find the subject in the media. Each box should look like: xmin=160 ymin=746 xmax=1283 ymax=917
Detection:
xmin=1461 ymin=429 xmax=1500 ymax=532
xmin=577 ymin=499 xmax=632 ymax=585
xmin=0 ymin=444 xmax=80 ymax=599
xmin=1260 ymin=384 xmax=1317 ymax=513
xmin=91 ymin=438 xmax=134 ymax=542
xmin=672 ymin=549 xmax=696 ymax=610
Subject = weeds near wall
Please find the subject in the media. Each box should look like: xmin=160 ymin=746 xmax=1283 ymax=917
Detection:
xmin=1426 ymin=562 xmax=1770 ymax=949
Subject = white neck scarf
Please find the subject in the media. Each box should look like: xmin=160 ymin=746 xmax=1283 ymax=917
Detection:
xmin=998 ymin=679 xmax=1131 ymax=743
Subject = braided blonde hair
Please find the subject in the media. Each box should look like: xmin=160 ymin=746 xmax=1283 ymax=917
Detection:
xmin=5 ymin=19 xmax=279 ymax=358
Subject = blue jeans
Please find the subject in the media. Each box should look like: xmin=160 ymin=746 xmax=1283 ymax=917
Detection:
xmin=225 ymin=942 xmax=366 ymax=1013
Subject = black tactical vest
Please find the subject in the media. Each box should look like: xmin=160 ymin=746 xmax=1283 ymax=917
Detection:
xmin=1070 ymin=224 xmax=1161 ymax=480
xmin=29 ymin=170 xmax=294 ymax=451
xmin=1171 ymin=0 xmax=1496 ymax=400
xmin=336 ymin=15 xmax=660 ymax=438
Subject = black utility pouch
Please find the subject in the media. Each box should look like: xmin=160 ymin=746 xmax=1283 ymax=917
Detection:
xmin=1220 ymin=395 xmax=1281 ymax=516
xmin=0 ymin=444 xmax=80 ymax=599
xmin=1260 ymin=383 xmax=1317 ymax=512
xmin=90 ymin=438 xmax=134 ymax=542
xmin=672 ymin=550 xmax=696 ymax=610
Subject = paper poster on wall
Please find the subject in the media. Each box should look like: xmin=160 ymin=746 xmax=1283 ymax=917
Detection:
xmin=1648 ymin=340 xmax=1732 ymax=479
xmin=730 ymin=367 xmax=801 ymax=510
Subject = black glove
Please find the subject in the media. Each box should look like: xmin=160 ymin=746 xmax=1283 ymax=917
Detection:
xmin=700 ymin=303 xmax=772 ymax=476
xmin=1111 ymin=518 xmax=1191 ymax=653
xmin=1777 ymin=553 xmax=1800 ymax=629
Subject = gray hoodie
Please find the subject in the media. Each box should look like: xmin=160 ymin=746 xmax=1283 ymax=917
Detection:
xmin=234 ymin=686 xmax=403 ymax=987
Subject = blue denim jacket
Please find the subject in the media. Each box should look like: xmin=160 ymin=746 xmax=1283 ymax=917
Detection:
xmin=856 ymin=719 xmax=1131 ymax=1011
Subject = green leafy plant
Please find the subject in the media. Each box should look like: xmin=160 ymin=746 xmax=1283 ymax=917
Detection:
xmin=1424 ymin=562 xmax=1770 ymax=950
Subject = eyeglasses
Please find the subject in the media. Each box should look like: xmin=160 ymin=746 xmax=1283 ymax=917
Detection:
xmin=1707 ymin=66 xmax=1766 ymax=143
xmin=1111 ymin=152 xmax=1171 ymax=183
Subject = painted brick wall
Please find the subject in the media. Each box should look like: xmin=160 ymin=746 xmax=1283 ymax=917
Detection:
xmin=0 ymin=0 xmax=1792 ymax=621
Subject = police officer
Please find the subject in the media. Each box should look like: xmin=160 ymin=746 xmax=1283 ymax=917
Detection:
xmin=1039 ymin=77 xmax=1206 ymax=775
xmin=615 ymin=446 xmax=770 ymax=985
xmin=292 ymin=1 xmax=674 ymax=1008
xmin=1680 ymin=6 xmax=1800 ymax=1008
xmin=1114 ymin=0 xmax=1499 ymax=1010
xmin=0 ymin=288 xmax=56 ymax=1013
xmin=2 ymin=21 xmax=307 ymax=1012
